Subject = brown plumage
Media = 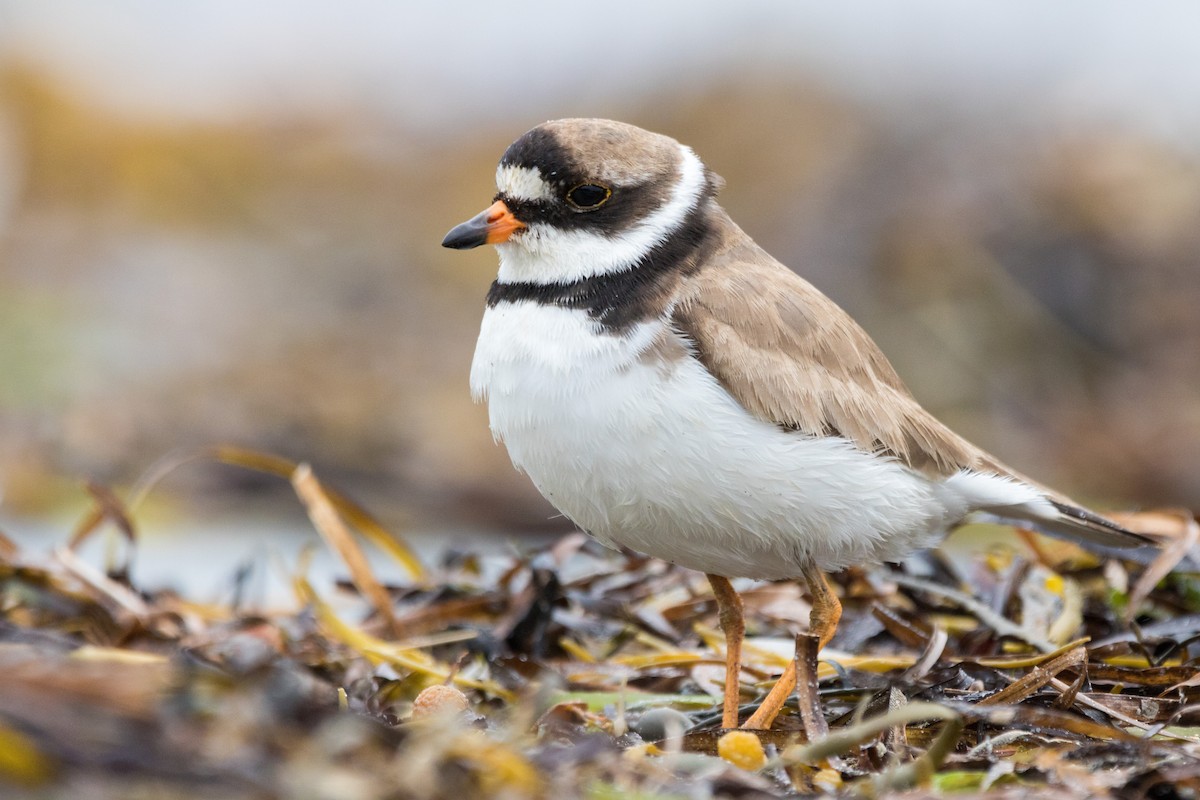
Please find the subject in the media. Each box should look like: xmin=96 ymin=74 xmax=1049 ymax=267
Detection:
xmin=674 ymin=208 xmax=984 ymax=477
xmin=672 ymin=207 xmax=1143 ymax=549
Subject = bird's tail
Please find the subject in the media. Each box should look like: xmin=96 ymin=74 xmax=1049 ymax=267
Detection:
xmin=943 ymin=470 xmax=1152 ymax=552
xmin=982 ymin=498 xmax=1151 ymax=550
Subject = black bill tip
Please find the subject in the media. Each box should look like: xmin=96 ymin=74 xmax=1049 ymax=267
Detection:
xmin=442 ymin=201 xmax=525 ymax=250
xmin=441 ymin=217 xmax=489 ymax=250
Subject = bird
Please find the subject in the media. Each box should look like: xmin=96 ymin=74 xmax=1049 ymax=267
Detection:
xmin=442 ymin=118 xmax=1150 ymax=730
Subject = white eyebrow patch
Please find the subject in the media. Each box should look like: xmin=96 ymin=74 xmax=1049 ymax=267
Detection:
xmin=496 ymin=164 xmax=555 ymax=202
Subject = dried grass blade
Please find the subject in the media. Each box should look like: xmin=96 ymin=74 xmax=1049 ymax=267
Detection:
xmin=80 ymin=481 xmax=137 ymax=545
xmin=820 ymin=654 xmax=917 ymax=675
xmin=901 ymin=625 xmax=947 ymax=682
xmin=974 ymin=637 xmax=1090 ymax=669
xmin=777 ymin=702 xmax=960 ymax=766
xmin=54 ymin=546 xmax=149 ymax=619
xmin=1052 ymin=668 xmax=1086 ymax=711
xmin=128 ymin=449 xmax=210 ymax=510
xmin=217 ymin=445 xmax=424 ymax=580
xmin=209 ymin=444 xmax=299 ymax=478
xmin=1066 ymin=694 xmax=1181 ymax=724
xmin=293 ymin=574 xmax=388 ymax=665
xmin=1047 ymin=678 xmax=1196 ymax=740
xmin=611 ymin=652 xmax=709 ymax=669
xmin=128 ymin=444 xmax=297 ymax=517
xmin=325 ymin=489 xmax=424 ymax=580
xmin=292 ymin=463 xmax=399 ymax=633
xmin=294 ymin=576 xmax=513 ymax=701
xmin=558 ymin=637 xmax=596 ymax=663
xmin=132 ymin=444 xmax=425 ymax=579
xmin=1088 ymin=663 xmax=1199 ymax=687
xmin=979 ymin=645 xmax=1087 ymax=706
xmin=950 ymin=701 xmax=1139 ymax=742
xmin=66 ymin=505 xmax=105 ymax=552
xmin=872 ymin=604 xmax=933 ymax=648
xmin=1124 ymin=511 xmax=1200 ymax=624
xmin=78 ymin=476 xmax=138 ymax=567
xmin=70 ymin=645 xmax=169 ymax=665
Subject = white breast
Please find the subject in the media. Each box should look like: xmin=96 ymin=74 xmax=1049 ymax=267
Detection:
xmin=471 ymin=302 xmax=966 ymax=578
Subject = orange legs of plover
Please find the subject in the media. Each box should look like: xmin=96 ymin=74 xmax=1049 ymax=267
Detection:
xmin=708 ymin=565 xmax=842 ymax=730
xmin=706 ymin=574 xmax=745 ymax=729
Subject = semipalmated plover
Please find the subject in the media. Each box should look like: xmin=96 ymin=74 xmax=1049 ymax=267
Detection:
xmin=443 ymin=118 xmax=1148 ymax=729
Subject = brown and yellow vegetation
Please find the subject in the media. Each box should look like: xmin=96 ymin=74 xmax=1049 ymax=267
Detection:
xmin=2 ymin=449 xmax=1200 ymax=798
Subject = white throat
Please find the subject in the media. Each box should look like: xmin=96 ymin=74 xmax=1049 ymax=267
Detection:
xmin=494 ymin=144 xmax=707 ymax=285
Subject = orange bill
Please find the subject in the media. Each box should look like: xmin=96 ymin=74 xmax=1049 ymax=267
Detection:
xmin=441 ymin=199 xmax=526 ymax=249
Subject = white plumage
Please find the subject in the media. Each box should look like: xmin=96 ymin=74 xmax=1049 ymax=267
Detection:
xmin=471 ymin=301 xmax=1047 ymax=577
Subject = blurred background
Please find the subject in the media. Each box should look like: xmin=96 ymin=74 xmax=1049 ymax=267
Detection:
xmin=0 ymin=1 xmax=1198 ymax=591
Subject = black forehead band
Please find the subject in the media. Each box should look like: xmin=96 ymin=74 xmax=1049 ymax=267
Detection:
xmin=496 ymin=126 xmax=693 ymax=235
xmin=499 ymin=128 xmax=581 ymax=183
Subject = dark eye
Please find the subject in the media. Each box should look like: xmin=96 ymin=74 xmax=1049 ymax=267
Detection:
xmin=566 ymin=183 xmax=611 ymax=209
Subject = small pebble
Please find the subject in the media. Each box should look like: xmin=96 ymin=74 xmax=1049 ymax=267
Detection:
xmin=717 ymin=730 xmax=766 ymax=771
xmin=633 ymin=707 xmax=693 ymax=742
xmin=411 ymin=684 xmax=470 ymax=719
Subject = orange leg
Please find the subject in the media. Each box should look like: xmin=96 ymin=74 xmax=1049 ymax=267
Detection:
xmin=742 ymin=564 xmax=841 ymax=730
xmin=706 ymin=574 xmax=745 ymax=729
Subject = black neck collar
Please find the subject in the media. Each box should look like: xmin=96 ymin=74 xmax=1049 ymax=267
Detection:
xmin=486 ymin=204 xmax=713 ymax=333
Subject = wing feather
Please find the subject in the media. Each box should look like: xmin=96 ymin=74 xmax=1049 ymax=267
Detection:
xmin=669 ymin=210 xmax=1149 ymax=549
xmin=672 ymin=239 xmax=986 ymax=477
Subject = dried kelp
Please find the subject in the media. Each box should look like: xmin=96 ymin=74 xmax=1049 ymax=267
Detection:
xmin=2 ymin=459 xmax=1200 ymax=798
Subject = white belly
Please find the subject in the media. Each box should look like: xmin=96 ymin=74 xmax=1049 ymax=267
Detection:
xmin=470 ymin=302 xmax=960 ymax=578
